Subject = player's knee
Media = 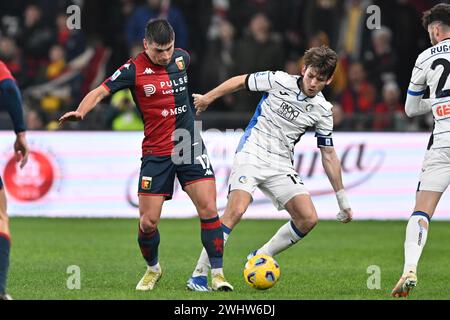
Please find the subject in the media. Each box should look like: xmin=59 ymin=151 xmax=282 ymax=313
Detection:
xmin=197 ymin=201 xmax=218 ymax=219
xmin=226 ymin=204 xmax=246 ymax=222
xmin=294 ymin=214 xmax=317 ymax=233
xmin=140 ymin=217 xmax=158 ymax=233
xmin=304 ymin=216 xmax=318 ymax=231
xmin=0 ymin=211 xmax=9 ymax=226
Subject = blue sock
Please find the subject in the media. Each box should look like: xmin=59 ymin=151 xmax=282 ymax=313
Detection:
xmin=221 ymin=223 xmax=232 ymax=237
xmin=138 ymin=227 xmax=160 ymax=267
xmin=411 ymin=211 xmax=431 ymax=223
xmin=0 ymin=233 xmax=10 ymax=295
xmin=201 ymin=216 xmax=224 ymax=269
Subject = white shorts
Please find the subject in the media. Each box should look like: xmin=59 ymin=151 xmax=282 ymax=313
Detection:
xmin=418 ymin=148 xmax=450 ymax=192
xmin=228 ymin=152 xmax=309 ymax=210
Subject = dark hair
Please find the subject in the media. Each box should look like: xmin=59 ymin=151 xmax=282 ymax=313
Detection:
xmin=303 ymin=45 xmax=338 ymax=79
xmin=145 ymin=19 xmax=175 ymax=45
xmin=422 ymin=3 xmax=450 ymax=29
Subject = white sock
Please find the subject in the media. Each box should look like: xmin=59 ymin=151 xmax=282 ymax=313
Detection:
xmin=258 ymin=221 xmax=304 ymax=257
xmin=403 ymin=213 xmax=430 ymax=275
xmin=211 ymin=268 xmax=223 ymax=277
xmin=192 ymin=231 xmax=230 ymax=277
xmin=148 ymin=262 xmax=161 ymax=272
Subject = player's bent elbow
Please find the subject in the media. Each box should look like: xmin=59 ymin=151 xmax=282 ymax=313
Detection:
xmin=404 ymin=106 xmax=416 ymax=118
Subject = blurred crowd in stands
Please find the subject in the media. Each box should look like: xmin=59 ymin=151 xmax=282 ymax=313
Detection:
xmin=0 ymin=0 xmax=445 ymax=131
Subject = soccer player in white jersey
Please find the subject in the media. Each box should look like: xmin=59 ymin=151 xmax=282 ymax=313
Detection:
xmin=392 ymin=3 xmax=450 ymax=298
xmin=186 ymin=46 xmax=353 ymax=292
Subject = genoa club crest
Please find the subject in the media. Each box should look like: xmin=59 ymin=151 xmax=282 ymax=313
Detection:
xmin=141 ymin=176 xmax=152 ymax=190
xmin=175 ymin=57 xmax=185 ymax=71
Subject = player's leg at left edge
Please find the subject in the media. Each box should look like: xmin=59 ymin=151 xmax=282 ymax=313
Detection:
xmin=0 ymin=179 xmax=13 ymax=300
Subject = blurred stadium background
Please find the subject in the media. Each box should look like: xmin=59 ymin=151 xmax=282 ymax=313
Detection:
xmin=0 ymin=0 xmax=446 ymax=132
xmin=2 ymin=0 xmax=450 ymax=301
xmin=1 ymin=0 xmax=450 ymax=220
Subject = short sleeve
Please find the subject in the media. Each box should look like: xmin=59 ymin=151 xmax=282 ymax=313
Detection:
xmin=102 ymin=61 xmax=136 ymax=94
xmin=246 ymin=71 xmax=289 ymax=92
xmin=314 ymin=103 xmax=334 ymax=147
xmin=407 ymin=56 xmax=427 ymax=96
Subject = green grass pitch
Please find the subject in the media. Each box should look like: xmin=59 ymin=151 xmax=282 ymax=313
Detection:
xmin=7 ymin=217 xmax=450 ymax=300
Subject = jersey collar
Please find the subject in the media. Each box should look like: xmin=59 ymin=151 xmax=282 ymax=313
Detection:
xmin=142 ymin=51 xmax=168 ymax=68
xmin=296 ymin=76 xmax=308 ymax=100
xmin=296 ymin=76 xmax=320 ymax=101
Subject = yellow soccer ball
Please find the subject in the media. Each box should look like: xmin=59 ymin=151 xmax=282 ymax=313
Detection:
xmin=243 ymin=254 xmax=281 ymax=290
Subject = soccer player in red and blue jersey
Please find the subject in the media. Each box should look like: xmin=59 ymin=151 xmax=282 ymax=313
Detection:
xmin=59 ymin=19 xmax=233 ymax=292
xmin=0 ymin=60 xmax=29 ymax=300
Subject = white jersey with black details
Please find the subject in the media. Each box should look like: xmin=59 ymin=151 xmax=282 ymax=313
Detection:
xmin=407 ymin=38 xmax=450 ymax=149
xmin=236 ymin=71 xmax=334 ymax=166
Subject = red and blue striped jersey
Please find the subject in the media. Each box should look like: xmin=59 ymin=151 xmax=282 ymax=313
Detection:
xmin=102 ymin=49 xmax=196 ymax=156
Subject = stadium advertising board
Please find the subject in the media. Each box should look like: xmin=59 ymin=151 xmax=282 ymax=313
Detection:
xmin=1 ymin=131 xmax=449 ymax=219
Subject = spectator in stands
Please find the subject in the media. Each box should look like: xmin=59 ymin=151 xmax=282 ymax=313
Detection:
xmin=0 ymin=37 xmax=26 ymax=87
xmin=121 ymin=0 xmax=136 ymax=18
xmin=374 ymin=0 xmax=429 ymax=93
xmin=363 ymin=26 xmax=397 ymax=90
xmin=107 ymin=89 xmax=144 ymax=131
xmin=373 ymin=81 xmax=410 ymax=131
xmin=45 ymin=44 xmax=66 ymax=80
xmin=37 ymin=45 xmax=68 ymax=117
xmin=55 ymin=11 xmax=86 ymax=62
xmin=200 ymin=19 xmax=236 ymax=111
xmin=303 ymin=0 xmax=343 ymax=49
xmin=16 ymin=4 xmax=54 ymax=85
xmin=125 ymin=0 xmax=188 ymax=49
xmin=336 ymin=0 xmax=372 ymax=61
xmin=299 ymin=31 xmax=347 ymax=98
xmin=340 ymin=61 xmax=376 ymax=130
xmin=232 ymin=12 xmax=285 ymax=112
xmin=284 ymin=58 xmax=301 ymax=76
xmin=331 ymin=101 xmax=352 ymax=131
xmin=26 ymin=108 xmax=48 ymax=130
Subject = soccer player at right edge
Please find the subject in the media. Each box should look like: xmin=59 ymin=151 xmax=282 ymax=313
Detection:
xmin=186 ymin=46 xmax=353 ymax=292
xmin=392 ymin=3 xmax=450 ymax=298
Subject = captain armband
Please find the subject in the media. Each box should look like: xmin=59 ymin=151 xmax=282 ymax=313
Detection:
xmin=316 ymin=135 xmax=334 ymax=148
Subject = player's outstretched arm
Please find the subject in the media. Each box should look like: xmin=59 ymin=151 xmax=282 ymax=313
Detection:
xmin=193 ymin=74 xmax=247 ymax=115
xmin=59 ymin=85 xmax=110 ymax=125
xmin=320 ymin=146 xmax=353 ymax=223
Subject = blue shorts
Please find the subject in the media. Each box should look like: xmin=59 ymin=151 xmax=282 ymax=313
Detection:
xmin=138 ymin=147 xmax=215 ymax=200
